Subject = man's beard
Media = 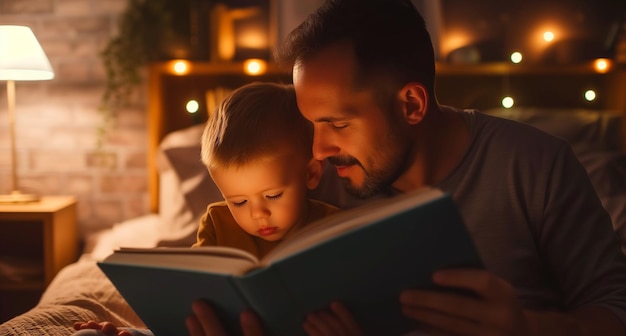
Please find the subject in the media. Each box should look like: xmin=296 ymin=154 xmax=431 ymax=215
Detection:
xmin=341 ymin=174 xmax=382 ymax=199
xmin=328 ymin=146 xmax=408 ymax=199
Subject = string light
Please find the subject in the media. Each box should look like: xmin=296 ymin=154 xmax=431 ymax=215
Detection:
xmin=243 ymin=58 xmax=267 ymax=76
xmin=593 ymin=58 xmax=611 ymax=73
xmin=542 ymin=31 xmax=554 ymax=42
xmin=584 ymin=90 xmax=596 ymax=102
xmin=502 ymin=96 xmax=514 ymax=108
xmin=186 ymin=99 xmax=199 ymax=113
xmin=172 ymin=60 xmax=190 ymax=75
xmin=510 ymin=52 xmax=523 ymax=64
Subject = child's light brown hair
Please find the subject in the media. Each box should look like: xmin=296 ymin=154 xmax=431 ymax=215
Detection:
xmin=201 ymin=82 xmax=313 ymax=170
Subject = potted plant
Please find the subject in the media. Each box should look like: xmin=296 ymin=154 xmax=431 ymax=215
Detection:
xmin=98 ymin=0 xmax=202 ymax=148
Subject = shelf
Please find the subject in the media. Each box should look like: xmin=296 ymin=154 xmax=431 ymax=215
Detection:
xmin=435 ymin=61 xmax=622 ymax=76
xmin=149 ymin=60 xmax=289 ymax=76
xmin=150 ymin=59 xmax=624 ymax=77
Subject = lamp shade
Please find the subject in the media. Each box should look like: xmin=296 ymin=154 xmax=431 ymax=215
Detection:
xmin=0 ymin=25 xmax=54 ymax=81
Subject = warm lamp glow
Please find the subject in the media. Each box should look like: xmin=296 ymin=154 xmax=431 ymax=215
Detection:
xmin=172 ymin=60 xmax=190 ymax=75
xmin=0 ymin=25 xmax=54 ymax=203
xmin=0 ymin=26 xmax=54 ymax=80
xmin=593 ymin=58 xmax=611 ymax=73
xmin=243 ymin=58 xmax=267 ymax=76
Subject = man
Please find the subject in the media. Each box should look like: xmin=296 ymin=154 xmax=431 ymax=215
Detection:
xmin=187 ymin=0 xmax=626 ymax=335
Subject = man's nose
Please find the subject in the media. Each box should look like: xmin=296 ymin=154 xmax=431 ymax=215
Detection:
xmin=312 ymin=129 xmax=340 ymax=160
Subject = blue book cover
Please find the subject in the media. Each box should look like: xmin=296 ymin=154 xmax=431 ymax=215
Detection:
xmin=98 ymin=187 xmax=483 ymax=336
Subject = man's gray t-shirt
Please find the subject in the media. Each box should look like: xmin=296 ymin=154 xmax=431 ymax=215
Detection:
xmin=312 ymin=107 xmax=626 ymax=325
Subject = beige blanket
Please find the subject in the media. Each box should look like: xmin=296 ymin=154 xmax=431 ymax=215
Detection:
xmin=0 ymin=260 xmax=145 ymax=336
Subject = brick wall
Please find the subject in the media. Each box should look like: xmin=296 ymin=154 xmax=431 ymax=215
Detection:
xmin=0 ymin=0 xmax=150 ymax=240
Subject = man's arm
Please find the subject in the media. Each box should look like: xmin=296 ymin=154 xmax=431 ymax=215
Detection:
xmin=399 ymin=269 xmax=626 ymax=336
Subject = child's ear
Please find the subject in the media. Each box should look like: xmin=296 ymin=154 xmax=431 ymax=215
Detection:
xmin=305 ymin=158 xmax=324 ymax=189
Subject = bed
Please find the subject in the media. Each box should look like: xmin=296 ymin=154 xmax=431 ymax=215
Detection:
xmin=0 ymin=60 xmax=625 ymax=335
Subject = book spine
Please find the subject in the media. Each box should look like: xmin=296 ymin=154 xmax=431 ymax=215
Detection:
xmin=235 ymin=267 xmax=303 ymax=336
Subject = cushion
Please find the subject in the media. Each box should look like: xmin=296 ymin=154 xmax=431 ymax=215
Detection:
xmin=483 ymin=107 xmax=624 ymax=151
xmin=156 ymin=124 xmax=223 ymax=246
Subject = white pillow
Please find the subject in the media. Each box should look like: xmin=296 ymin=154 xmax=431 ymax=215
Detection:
xmin=156 ymin=124 xmax=223 ymax=247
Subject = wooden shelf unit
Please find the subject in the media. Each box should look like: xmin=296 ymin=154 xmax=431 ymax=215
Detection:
xmin=0 ymin=196 xmax=78 ymax=322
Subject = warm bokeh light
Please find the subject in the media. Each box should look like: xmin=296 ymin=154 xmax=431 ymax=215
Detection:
xmin=236 ymin=28 xmax=267 ymax=50
xmin=593 ymin=58 xmax=611 ymax=73
xmin=172 ymin=60 xmax=190 ymax=75
xmin=510 ymin=52 xmax=523 ymax=63
xmin=502 ymin=96 xmax=515 ymax=108
xmin=441 ymin=30 xmax=473 ymax=59
xmin=243 ymin=58 xmax=267 ymax=76
xmin=542 ymin=31 xmax=554 ymax=42
xmin=521 ymin=22 xmax=565 ymax=63
xmin=584 ymin=90 xmax=596 ymax=102
xmin=186 ymin=100 xmax=199 ymax=113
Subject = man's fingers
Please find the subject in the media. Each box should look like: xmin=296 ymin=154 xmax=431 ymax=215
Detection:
xmin=329 ymin=302 xmax=363 ymax=335
xmin=401 ymin=306 xmax=482 ymax=335
xmin=400 ymin=288 xmax=485 ymax=322
xmin=303 ymin=310 xmax=345 ymax=336
xmin=432 ymin=269 xmax=516 ymax=302
xmin=186 ymin=314 xmax=203 ymax=336
xmin=187 ymin=300 xmax=227 ymax=336
xmin=240 ymin=309 xmax=265 ymax=336
xmin=302 ymin=302 xmax=363 ymax=336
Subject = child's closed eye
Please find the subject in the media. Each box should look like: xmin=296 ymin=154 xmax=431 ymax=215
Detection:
xmin=232 ymin=200 xmax=247 ymax=207
xmin=266 ymin=193 xmax=283 ymax=200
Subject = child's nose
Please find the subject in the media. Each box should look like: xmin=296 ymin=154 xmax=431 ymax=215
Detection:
xmin=250 ymin=204 xmax=270 ymax=220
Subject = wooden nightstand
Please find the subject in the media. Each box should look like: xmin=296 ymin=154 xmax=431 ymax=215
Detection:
xmin=0 ymin=196 xmax=78 ymax=323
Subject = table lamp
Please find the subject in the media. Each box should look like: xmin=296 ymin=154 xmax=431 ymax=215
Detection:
xmin=0 ymin=25 xmax=55 ymax=203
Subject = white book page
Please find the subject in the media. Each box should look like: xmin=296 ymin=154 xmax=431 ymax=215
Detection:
xmin=261 ymin=187 xmax=444 ymax=264
xmin=104 ymin=246 xmax=260 ymax=276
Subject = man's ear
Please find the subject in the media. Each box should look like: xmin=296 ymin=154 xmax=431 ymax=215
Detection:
xmin=399 ymin=82 xmax=428 ymax=125
xmin=305 ymin=158 xmax=324 ymax=190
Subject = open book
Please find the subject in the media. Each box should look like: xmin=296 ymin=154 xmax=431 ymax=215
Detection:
xmin=98 ymin=187 xmax=483 ymax=336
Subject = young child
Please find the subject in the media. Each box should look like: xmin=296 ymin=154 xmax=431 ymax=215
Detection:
xmin=72 ymin=82 xmax=340 ymax=336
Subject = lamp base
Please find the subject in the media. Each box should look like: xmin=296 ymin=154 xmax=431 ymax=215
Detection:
xmin=0 ymin=190 xmax=40 ymax=204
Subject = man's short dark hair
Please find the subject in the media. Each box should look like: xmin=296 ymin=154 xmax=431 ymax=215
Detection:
xmin=275 ymin=0 xmax=436 ymax=93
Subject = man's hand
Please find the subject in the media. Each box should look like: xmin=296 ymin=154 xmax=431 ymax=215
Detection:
xmin=186 ymin=300 xmax=265 ymax=336
xmin=303 ymin=301 xmax=364 ymax=336
xmin=399 ymin=269 xmax=534 ymax=336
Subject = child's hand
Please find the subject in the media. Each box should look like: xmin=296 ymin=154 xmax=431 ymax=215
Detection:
xmin=302 ymin=301 xmax=363 ymax=336
xmin=73 ymin=321 xmax=133 ymax=336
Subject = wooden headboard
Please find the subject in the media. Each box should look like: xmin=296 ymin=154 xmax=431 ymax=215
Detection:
xmin=147 ymin=60 xmax=626 ymax=212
